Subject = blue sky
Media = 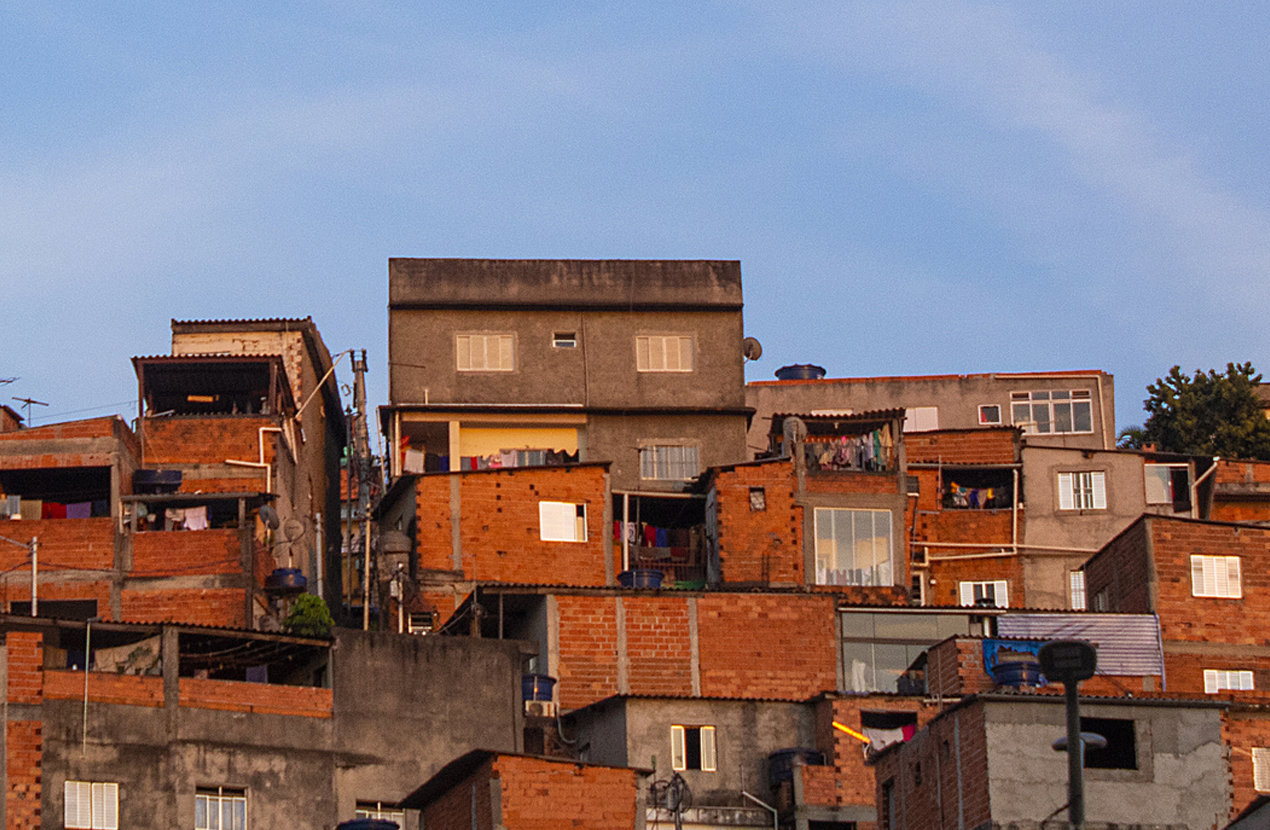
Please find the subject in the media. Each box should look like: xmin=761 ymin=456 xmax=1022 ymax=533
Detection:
xmin=4 ymin=2 xmax=1269 ymax=434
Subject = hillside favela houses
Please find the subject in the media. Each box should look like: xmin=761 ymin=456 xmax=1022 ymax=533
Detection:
xmin=0 ymin=261 xmax=1268 ymax=828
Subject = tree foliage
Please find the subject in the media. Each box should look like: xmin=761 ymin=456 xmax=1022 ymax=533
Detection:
xmin=1141 ymin=362 xmax=1270 ymax=459
xmin=283 ymin=593 xmax=334 ymax=637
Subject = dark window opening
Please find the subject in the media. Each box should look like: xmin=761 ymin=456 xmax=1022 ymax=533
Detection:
xmin=941 ymin=468 xmax=1014 ymax=510
xmin=862 ymin=710 xmax=918 ymax=730
xmin=10 ymin=599 xmax=98 ymax=622
xmin=0 ymin=467 xmax=112 ymax=513
xmin=1081 ymin=717 xmax=1136 ymax=769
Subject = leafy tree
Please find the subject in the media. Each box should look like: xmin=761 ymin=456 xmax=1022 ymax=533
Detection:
xmin=1141 ymin=362 xmax=1270 ymax=460
xmin=283 ymin=593 xmax=334 ymax=637
xmin=1116 ymin=425 xmax=1145 ymax=450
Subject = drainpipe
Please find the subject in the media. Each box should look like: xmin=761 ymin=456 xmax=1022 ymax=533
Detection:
xmin=622 ymin=493 xmax=631 ymax=572
xmin=743 ymin=791 xmax=778 ymax=830
xmin=225 ymin=426 xmax=284 ymax=494
xmin=1190 ymin=457 xmax=1220 ymax=519
xmin=1012 ymin=468 xmax=1020 ymax=555
xmin=30 ymin=537 xmax=37 ymax=617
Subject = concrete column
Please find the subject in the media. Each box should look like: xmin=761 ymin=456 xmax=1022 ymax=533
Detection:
xmin=546 ymin=596 xmax=559 ymax=681
xmin=450 ymin=477 xmax=463 ymax=572
xmin=616 ymin=597 xmax=629 ymax=694
xmin=688 ymin=598 xmax=701 ymax=697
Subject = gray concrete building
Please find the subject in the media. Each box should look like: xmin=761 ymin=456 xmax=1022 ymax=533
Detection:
xmin=382 ymin=259 xmax=753 ymax=494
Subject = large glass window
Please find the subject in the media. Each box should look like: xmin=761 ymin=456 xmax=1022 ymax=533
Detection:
xmin=814 ymin=508 xmax=893 ymax=587
xmin=1011 ymin=390 xmax=1094 ymax=434
xmin=838 ymin=611 xmax=982 ymax=693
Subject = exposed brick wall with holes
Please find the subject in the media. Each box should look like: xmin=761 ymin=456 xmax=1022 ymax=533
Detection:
xmin=0 ymin=518 xmax=115 ymax=573
xmin=415 ymin=466 xmax=608 ymax=586
xmin=904 ymin=428 xmax=1019 ymax=466
xmin=872 ymin=702 xmax=990 ymax=830
xmin=120 ymin=588 xmax=246 ymax=627
xmin=140 ymin=416 xmax=278 ymax=465
xmin=924 ymin=554 xmax=1024 ymax=608
xmin=178 ymin=677 xmax=333 ymax=718
xmin=712 ymin=460 xmax=803 ymax=584
xmin=45 ymin=670 xmax=164 ymax=707
xmin=622 ymin=596 xmax=694 ymax=697
xmin=133 ymin=529 xmax=242 ymax=576
xmin=696 ymin=594 xmax=837 ymax=699
xmin=495 ymin=755 xmax=639 ymax=830
xmin=1223 ymin=707 xmax=1270 ymax=819
xmin=799 ymin=695 xmax=942 ymax=820
xmin=6 ymin=631 xmax=43 ymax=830
xmin=420 ymin=758 xmax=495 ymax=830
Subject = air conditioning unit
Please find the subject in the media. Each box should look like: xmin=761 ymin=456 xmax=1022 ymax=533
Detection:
xmin=525 ymin=700 xmax=557 ymax=718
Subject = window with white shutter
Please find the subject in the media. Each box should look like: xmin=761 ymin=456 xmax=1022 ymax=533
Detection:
xmin=1203 ymin=669 xmax=1254 ymax=694
xmin=1069 ymin=571 xmax=1086 ymax=611
xmin=65 ymin=781 xmax=117 ymax=830
xmin=1191 ymin=555 xmax=1242 ymax=598
xmin=455 ymin=333 xmax=515 ymax=372
xmin=1254 ymin=748 xmax=1270 ymax=792
xmin=539 ymin=501 xmax=587 ymax=542
xmin=1057 ymin=471 xmax=1107 ymax=511
xmin=635 ymin=336 xmax=693 ymax=372
xmin=670 ymin=725 xmax=716 ymax=772
xmin=958 ymin=580 xmax=1008 ymax=608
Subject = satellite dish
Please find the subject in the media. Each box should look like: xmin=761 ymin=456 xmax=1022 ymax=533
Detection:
xmin=259 ymin=504 xmax=281 ymax=530
xmin=742 ymin=337 xmax=763 ymax=361
xmin=283 ymin=518 xmax=305 ymax=542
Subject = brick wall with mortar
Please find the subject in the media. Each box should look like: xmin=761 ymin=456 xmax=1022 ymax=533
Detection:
xmin=1223 ymin=706 xmax=1270 ymax=819
xmin=7 ymin=631 xmax=43 ymax=830
xmin=925 ymin=554 xmax=1025 ymax=608
xmin=495 ymin=755 xmax=640 ymax=830
xmin=553 ymin=591 xmax=838 ymax=710
xmin=0 ymin=518 xmax=115 ymax=573
xmin=132 ymin=529 xmax=242 ymax=576
xmin=420 ymin=758 xmax=496 ymax=830
xmin=924 ymin=637 xmax=1160 ymax=698
xmin=904 ymin=428 xmax=1020 ymax=466
xmin=800 ymin=694 xmax=942 ymax=819
xmin=1081 ymin=518 xmax=1154 ymax=614
xmin=1213 ymin=458 xmax=1270 ymax=523
xmin=178 ymin=676 xmax=332 ymax=718
xmin=712 ymin=460 xmax=803 ymax=584
xmin=140 ymin=416 xmax=278 ymax=466
xmin=120 ymin=588 xmax=246 ymax=626
xmin=415 ymin=466 xmax=609 ymax=586
xmin=871 ymin=701 xmax=990 ymax=830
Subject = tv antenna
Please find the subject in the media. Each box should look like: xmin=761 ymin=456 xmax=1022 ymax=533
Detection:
xmin=0 ymin=378 xmax=16 ymax=386
xmin=12 ymin=397 xmax=48 ymax=426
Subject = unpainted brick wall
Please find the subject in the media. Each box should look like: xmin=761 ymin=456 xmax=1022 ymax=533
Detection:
xmin=420 ymin=758 xmax=496 ymax=830
xmin=141 ymin=416 xmax=278 ymax=465
xmin=6 ymin=631 xmax=43 ymax=830
xmin=45 ymin=670 xmax=164 ymax=708
xmin=495 ymin=755 xmax=638 ymax=830
xmin=1082 ymin=518 xmax=1153 ymax=614
xmin=622 ymin=596 xmax=694 ymax=696
xmin=1223 ymin=707 xmax=1270 ymax=819
xmin=178 ymin=677 xmax=333 ymax=718
xmin=925 ymin=553 xmax=1024 ymax=608
xmin=696 ymin=594 xmax=836 ymax=699
xmin=0 ymin=518 xmax=115 ymax=573
xmin=904 ymin=429 xmax=1019 ymax=465
xmin=713 ymin=461 xmax=803 ymax=584
xmin=120 ymin=588 xmax=246 ymax=627
xmin=556 ymin=595 xmax=620 ymax=710
xmin=416 ymin=466 xmax=609 ymax=586
xmin=132 ymin=529 xmax=242 ymax=576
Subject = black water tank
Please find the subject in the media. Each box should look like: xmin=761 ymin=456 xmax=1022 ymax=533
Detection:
xmin=774 ymin=364 xmax=826 ymax=381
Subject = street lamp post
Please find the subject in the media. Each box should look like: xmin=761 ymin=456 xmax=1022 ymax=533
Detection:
xmin=1038 ymin=639 xmax=1098 ymax=828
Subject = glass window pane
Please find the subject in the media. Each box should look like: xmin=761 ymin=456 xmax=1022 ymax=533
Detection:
xmin=1073 ymin=401 xmax=1092 ymax=432
xmin=1012 ymin=403 xmax=1030 ymax=426
xmin=1054 ymin=402 xmax=1073 ymax=433
xmin=872 ymin=644 xmax=910 ymax=694
xmin=1032 ymin=403 xmax=1051 ymax=432
xmin=1051 ymin=391 xmax=1070 ymax=400
xmin=841 ymin=641 xmax=874 ymax=692
xmin=1031 ymin=391 xmax=1050 ymax=400
xmin=936 ymin=613 xmax=973 ymax=638
xmin=838 ymin=612 xmax=876 ymax=639
xmin=873 ymin=613 xmax=939 ymax=640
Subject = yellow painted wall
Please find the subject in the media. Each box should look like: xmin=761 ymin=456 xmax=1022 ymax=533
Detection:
xmin=459 ymin=426 xmax=579 ymax=456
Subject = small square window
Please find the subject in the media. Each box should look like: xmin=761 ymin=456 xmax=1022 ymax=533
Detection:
xmin=456 ymin=333 xmax=515 ymax=372
xmin=195 ymin=787 xmax=246 ymax=830
xmin=1081 ymin=717 xmax=1137 ymax=769
xmin=959 ymin=580 xmax=1008 ymax=608
xmin=749 ymin=487 xmax=766 ymax=511
xmin=1057 ymin=471 xmax=1106 ymax=510
xmin=1191 ymin=555 xmax=1241 ymax=598
xmin=65 ymin=781 xmax=118 ymax=830
xmin=640 ymin=445 xmax=700 ymax=480
xmin=978 ymin=405 xmax=1002 ymax=425
xmin=636 ymin=335 xmax=693 ymax=372
xmin=552 ymin=332 xmax=577 ymax=348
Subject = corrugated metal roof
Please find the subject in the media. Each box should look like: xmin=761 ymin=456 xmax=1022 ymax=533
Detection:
xmin=996 ymin=612 xmax=1162 ymax=676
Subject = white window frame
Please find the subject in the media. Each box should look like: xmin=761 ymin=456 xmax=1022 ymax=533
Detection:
xmin=195 ymin=787 xmax=247 ymax=830
xmin=552 ymin=332 xmax=578 ymax=348
xmin=978 ymin=404 xmax=1002 ymax=425
xmin=1204 ymin=669 xmax=1254 ymax=694
xmin=1069 ymin=571 xmax=1086 ymax=611
xmin=1057 ymin=471 xmax=1107 ymax=511
xmin=1191 ymin=555 xmax=1242 ymax=599
xmin=356 ymin=802 xmax=406 ymax=824
xmin=456 ymin=333 xmax=515 ymax=372
xmin=813 ymin=507 xmax=894 ymax=587
xmin=539 ymin=501 xmax=587 ymax=543
xmin=639 ymin=445 xmax=700 ymax=481
xmin=670 ymin=724 xmax=717 ymax=772
xmin=959 ymin=580 xmax=1008 ymax=608
xmin=1143 ymin=463 xmax=1188 ymax=505
xmin=635 ymin=335 xmax=693 ymax=372
xmin=65 ymin=781 xmax=118 ymax=830
xmin=1011 ymin=389 xmax=1094 ymax=435
xmin=1254 ymin=748 xmax=1270 ymax=792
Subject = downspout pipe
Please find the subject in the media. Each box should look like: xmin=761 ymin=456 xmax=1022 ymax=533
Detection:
xmin=1190 ymin=456 xmax=1220 ymax=520
xmin=742 ymin=791 xmax=778 ymax=830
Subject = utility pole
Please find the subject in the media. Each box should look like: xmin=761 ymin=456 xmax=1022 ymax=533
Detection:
xmin=352 ymin=351 xmax=373 ymax=631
